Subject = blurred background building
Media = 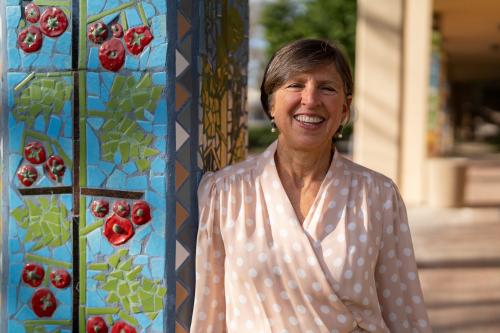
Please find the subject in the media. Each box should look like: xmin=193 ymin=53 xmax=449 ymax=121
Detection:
xmin=249 ymin=0 xmax=500 ymax=331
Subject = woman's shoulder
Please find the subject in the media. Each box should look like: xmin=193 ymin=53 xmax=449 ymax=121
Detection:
xmin=337 ymin=153 xmax=396 ymax=188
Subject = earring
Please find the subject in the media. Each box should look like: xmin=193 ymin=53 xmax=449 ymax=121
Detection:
xmin=271 ymin=117 xmax=277 ymax=133
xmin=335 ymin=125 xmax=344 ymax=139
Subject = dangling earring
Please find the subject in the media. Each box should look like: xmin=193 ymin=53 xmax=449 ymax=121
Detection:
xmin=334 ymin=125 xmax=344 ymax=139
xmin=271 ymin=117 xmax=277 ymax=133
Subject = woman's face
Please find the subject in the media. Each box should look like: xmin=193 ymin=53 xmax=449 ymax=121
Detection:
xmin=270 ymin=63 xmax=351 ymax=152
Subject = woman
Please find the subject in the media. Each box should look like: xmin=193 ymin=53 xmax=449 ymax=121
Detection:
xmin=191 ymin=39 xmax=431 ymax=333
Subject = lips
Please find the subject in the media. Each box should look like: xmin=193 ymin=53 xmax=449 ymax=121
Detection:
xmin=294 ymin=114 xmax=325 ymax=125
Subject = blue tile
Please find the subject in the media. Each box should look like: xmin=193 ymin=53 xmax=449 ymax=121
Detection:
xmin=8 ymin=263 xmax=22 ymax=284
xmin=145 ymin=233 xmax=165 ymax=257
xmin=137 ymin=120 xmax=153 ymax=132
xmin=125 ymin=8 xmax=142 ymax=27
xmin=151 ymin=156 xmax=167 ymax=174
xmin=101 ymin=72 xmax=115 ymax=93
xmin=151 ymin=15 xmax=167 ymax=45
xmin=48 ymin=116 xmax=62 ymax=137
xmin=144 ymin=110 xmax=154 ymax=121
xmin=100 ymin=237 xmax=114 ymax=255
xmin=153 ymin=98 xmax=167 ymax=124
xmin=55 ymin=287 xmax=72 ymax=305
xmin=9 ymin=238 xmax=21 ymax=253
xmin=15 ymin=305 xmax=37 ymax=320
xmin=102 ymin=13 xmax=120 ymax=25
xmin=145 ymin=190 xmax=166 ymax=210
xmin=152 ymin=72 xmax=166 ymax=86
xmin=122 ymin=161 xmax=137 ymax=174
xmin=151 ymin=176 xmax=165 ymax=196
xmin=129 ymin=239 xmax=141 ymax=256
xmin=150 ymin=258 xmax=165 ymax=279
xmin=149 ymin=43 xmax=167 ymax=68
xmin=7 ymin=321 xmax=24 ymax=333
xmin=21 ymin=51 xmax=38 ymax=67
xmin=107 ymin=168 xmax=127 ymax=189
xmin=88 ymin=47 xmax=100 ymax=70
xmin=6 ymin=0 xmax=21 ymax=5
xmin=7 ymin=48 xmax=21 ymax=69
xmin=152 ymin=0 xmax=167 ymax=14
xmin=141 ymin=264 xmax=152 ymax=279
xmin=87 ymin=288 xmax=106 ymax=307
xmin=55 ymin=31 xmax=72 ymax=54
xmin=88 ymin=117 xmax=104 ymax=130
xmin=33 ymin=52 xmax=51 ymax=68
xmin=136 ymin=313 xmax=152 ymax=329
xmin=153 ymin=137 xmax=166 ymax=153
xmin=6 ymin=6 xmax=21 ymax=28
xmin=152 ymin=124 xmax=167 ymax=137
xmin=86 ymin=124 xmax=100 ymax=164
xmin=53 ymin=244 xmax=72 ymax=262
xmin=143 ymin=3 xmax=155 ymax=19
xmin=42 ymin=37 xmax=56 ymax=55
xmin=19 ymin=285 xmax=33 ymax=303
xmin=98 ymin=161 xmax=115 ymax=175
xmin=121 ymin=171 xmax=146 ymax=191
xmin=53 ymin=304 xmax=71 ymax=320
xmin=87 ymin=72 xmax=100 ymax=96
xmin=62 ymin=167 xmax=72 ymax=185
xmin=58 ymin=137 xmax=73 ymax=158
xmin=11 ymin=253 xmax=25 ymax=263
xmin=7 ymin=287 xmax=18 ymax=315
xmin=33 ymin=114 xmax=46 ymax=132
xmin=32 ymin=246 xmax=51 ymax=258
xmin=88 ymin=95 xmax=106 ymax=111
xmin=151 ymin=212 xmax=166 ymax=234
xmin=139 ymin=47 xmax=151 ymax=70
xmin=87 ymin=0 xmax=106 ymax=16
xmin=134 ymin=224 xmax=152 ymax=241
xmin=8 ymin=114 xmax=24 ymax=151
xmin=53 ymin=54 xmax=72 ymax=70
xmin=9 ymin=154 xmax=23 ymax=180
xmin=88 ymin=166 xmax=106 ymax=187
xmin=133 ymin=255 xmax=148 ymax=265
xmin=87 ymin=229 xmax=101 ymax=260
xmin=124 ymin=54 xmax=140 ymax=70
xmin=152 ymin=310 xmax=164 ymax=331
xmin=103 ymin=0 xmax=120 ymax=12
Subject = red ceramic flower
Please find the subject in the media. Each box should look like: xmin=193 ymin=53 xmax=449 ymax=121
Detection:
xmin=17 ymin=164 xmax=38 ymax=187
xmin=39 ymin=7 xmax=68 ymax=37
xmin=112 ymin=200 xmax=130 ymax=218
xmin=98 ymin=38 xmax=125 ymax=72
xmin=111 ymin=321 xmax=136 ymax=333
xmin=22 ymin=263 xmax=45 ymax=287
xmin=87 ymin=316 xmax=109 ymax=333
xmin=24 ymin=141 xmax=47 ymax=164
xmin=87 ymin=22 xmax=108 ymax=44
xmin=123 ymin=26 xmax=153 ymax=55
xmin=131 ymin=200 xmax=151 ymax=225
xmin=45 ymin=155 xmax=66 ymax=182
xmin=25 ymin=3 xmax=41 ymax=23
xmin=110 ymin=23 xmax=123 ymax=38
xmin=18 ymin=26 xmax=43 ymax=53
xmin=50 ymin=269 xmax=71 ymax=289
xmin=103 ymin=214 xmax=134 ymax=245
xmin=91 ymin=199 xmax=110 ymax=218
xmin=31 ymin=288 xmax=57 ymax=317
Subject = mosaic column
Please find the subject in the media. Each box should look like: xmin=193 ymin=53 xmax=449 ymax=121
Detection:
xmin=0 ymin=1 xmax=248 ymax=333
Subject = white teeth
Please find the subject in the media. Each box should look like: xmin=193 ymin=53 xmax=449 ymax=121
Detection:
xmin=294 ymin=115 xmax=324 ymax=124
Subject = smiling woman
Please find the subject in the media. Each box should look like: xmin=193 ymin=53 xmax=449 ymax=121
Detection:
xmin=191 ymin=39 xmax=431 ymax=333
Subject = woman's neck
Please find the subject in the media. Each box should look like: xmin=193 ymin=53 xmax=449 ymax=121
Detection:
xmin=274 ymin=139 xmax=333 ymax=188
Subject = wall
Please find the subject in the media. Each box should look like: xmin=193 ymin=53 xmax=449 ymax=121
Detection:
xmin=0 ymin=1 xmax=248 ymax=333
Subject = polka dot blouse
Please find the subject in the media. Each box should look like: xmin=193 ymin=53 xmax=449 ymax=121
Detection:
xmin=191 ymin=141 xmax=431 ymax=333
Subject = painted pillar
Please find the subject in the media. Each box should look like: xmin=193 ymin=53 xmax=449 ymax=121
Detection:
xmin=0 ymin=1 xmax=248 ymax=333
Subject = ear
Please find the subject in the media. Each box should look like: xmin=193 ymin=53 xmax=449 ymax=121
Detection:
xmin=342 ymin=95 xmax=352 ymax=122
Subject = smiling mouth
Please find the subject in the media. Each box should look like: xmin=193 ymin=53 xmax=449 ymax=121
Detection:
xmin=294 ymin=114 xmax=325 ymax=125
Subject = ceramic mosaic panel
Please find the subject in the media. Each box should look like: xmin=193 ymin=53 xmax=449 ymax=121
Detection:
xmin=1 ymin=1 xmax=248 ymax=332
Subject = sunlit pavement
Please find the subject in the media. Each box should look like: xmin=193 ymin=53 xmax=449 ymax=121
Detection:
xmin=409 ymin=207 xmax=500 ymax=332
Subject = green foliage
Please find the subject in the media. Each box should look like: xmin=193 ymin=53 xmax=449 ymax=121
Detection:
xmin=97 ymin=74 xmax=162 ymax=172
xmin=24 ymin=325 xmax=61 ymax=333
xmin=11 ymin=196 xmax=70 ymax=251
xmin=93 ymin=249 xmax=166 ymax=322
xmin=13 ymin=77 xmax=72 ymax=127
xmin=248 ymin=125 xmax=278 ymax=152
xmin=260 ymin=0 xmax=357 ymax=66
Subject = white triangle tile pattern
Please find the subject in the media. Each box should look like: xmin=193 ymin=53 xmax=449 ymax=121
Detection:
xmin=176 ymin=122 xmax=189 ymax=151
xmin=175 ymin=240 xmax=190 ymax=270
xmin=175 ymin=50 xmax=189 ymax=78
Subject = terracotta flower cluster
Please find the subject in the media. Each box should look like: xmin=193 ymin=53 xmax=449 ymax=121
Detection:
xmin=17 ymin=141 xmax=66 ymax=187
xmin=91 ymin=199 xmax=152 ymax=245
xmin=87 ymin=317 xmax=137 ymax=333
xmin=18 ymin=4 xmax=68 ymax=53
xmin=22 ymin=263 xmax=71 ymax=317
xmin=87 ymin=20 xmax=153 ymax=72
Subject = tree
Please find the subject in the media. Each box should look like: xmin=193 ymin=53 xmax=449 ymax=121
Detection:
xmin=260 ymin=0 xmax=357 ymax=67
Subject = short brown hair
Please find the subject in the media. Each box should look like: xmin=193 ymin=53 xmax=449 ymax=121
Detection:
xmin=260 ymin=39 xmax=353 ymax=118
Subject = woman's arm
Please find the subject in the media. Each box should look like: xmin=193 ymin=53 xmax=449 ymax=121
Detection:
xmin=190 ymin=174 xmax=227 ymax=333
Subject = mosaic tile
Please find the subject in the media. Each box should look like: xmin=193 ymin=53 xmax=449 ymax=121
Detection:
xmin=175 ymin=241 xmax=189 ymax=270
xmin=175 ymin=50 xmax=189 ymax=78
xmin=175 ymin=203 xmax=188 ymax=230
xmin=177 ymin=12 xmax=191 ymax=40
xmin=175 ymin=122 xmax=189 ymax=151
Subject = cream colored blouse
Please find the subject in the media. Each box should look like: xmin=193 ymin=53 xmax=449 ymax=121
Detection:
xmin=190 ymin=141 xmax=431 ymax=333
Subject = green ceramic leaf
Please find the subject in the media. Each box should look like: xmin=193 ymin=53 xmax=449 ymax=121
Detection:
xmin=11 ymin=207 xmax=28 ymax=222
xmin=135 ymin=159 xmax=150 ymax=172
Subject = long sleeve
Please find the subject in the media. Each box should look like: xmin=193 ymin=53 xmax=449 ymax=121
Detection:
xmin=190 ymin=173 xmax=227 ymax=333
xmin=375 ymin=183 xmax=432 ymax=332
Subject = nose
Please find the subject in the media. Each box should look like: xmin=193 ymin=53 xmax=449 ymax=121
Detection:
xmin=301 ymin=85 xmax=321 ymax=108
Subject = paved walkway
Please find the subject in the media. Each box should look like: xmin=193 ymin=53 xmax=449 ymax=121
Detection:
xmin=408 ymin=207 xmax=500 ymax=332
